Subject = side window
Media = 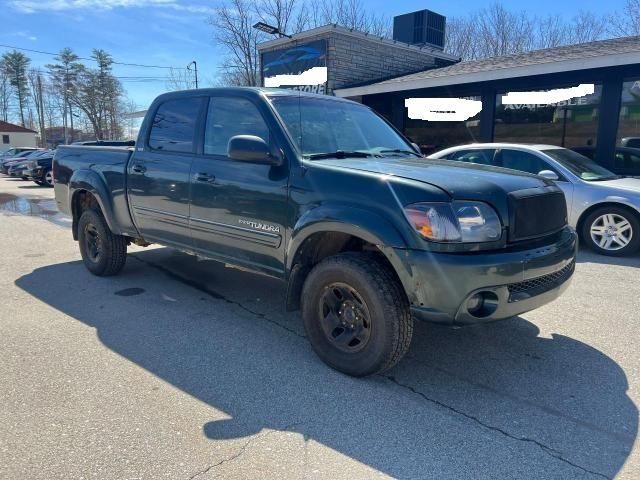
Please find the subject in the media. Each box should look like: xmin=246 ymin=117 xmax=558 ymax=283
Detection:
xmin=205 ymin=97 xmax=270 ymax=156
xmin=616 ymin=151 xmax=640 ymax=170
xmin=148 ymin=97 xmax=203 ymax=153
xmin=449 ymin=149 xmax=497 ymax=166
xmin=501 ymin=149 xmax=549 ymax=175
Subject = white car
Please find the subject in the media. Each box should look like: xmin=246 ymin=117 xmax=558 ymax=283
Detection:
xmin=429 ymin=143 xmax=640 ymax=256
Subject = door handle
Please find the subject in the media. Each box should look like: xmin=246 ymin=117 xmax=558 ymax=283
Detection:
xmin=132 ymin=164 xmax=146 ymax=173
xmin=194 ymin=172 xmax=215 ymax=183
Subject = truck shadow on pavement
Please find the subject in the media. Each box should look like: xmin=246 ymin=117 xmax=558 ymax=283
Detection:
xmin=16 ymin=248 xmax=637 ymax=479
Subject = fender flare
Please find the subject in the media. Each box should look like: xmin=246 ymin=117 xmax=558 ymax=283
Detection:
xmin=69 ymin=169 xmax=122 ymax=238
xmin=286 ymin=204 xmax=411 ymax=271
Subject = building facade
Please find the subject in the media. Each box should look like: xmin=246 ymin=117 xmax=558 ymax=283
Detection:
xmin=0 ymin=121 xmax=37 ymax=152
xmin=335 ymin=36 xmax=640 ymax=176
xmin=257 ymin=14 xmax=640 ymax=176
xmin=258 ymin=24 xmax=457 ymax=95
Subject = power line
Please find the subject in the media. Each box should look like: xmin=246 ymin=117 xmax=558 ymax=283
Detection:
xmin=0 ymin=43 xmax=183 ymax=70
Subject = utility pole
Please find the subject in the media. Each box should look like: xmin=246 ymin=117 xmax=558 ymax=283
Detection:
xmin=187 ymin=61 xmax=198 ymax=89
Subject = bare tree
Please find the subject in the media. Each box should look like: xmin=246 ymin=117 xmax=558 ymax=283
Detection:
xmin=446 ymin=2 xmax=609 ymax=61
xmin=166 ymin=67 xmax=195 ymax=90
xmin=568 ymin=11 xmax=607 ymax=44
xmin=27 ymin=69 xmax=47 ymax=146
xmin=210 ymin=0 xmax=262 ymax=86
xmin=536 ymin=15 xmax=568 ymax=49
xmin=609 ymin=0 xmax=640 ymax=36
xmin=445 ymin=16 xmax=481 ymax=60
xmin=475 ymin=3 xmax=535 ymax=57
xmin=256 ymin=0 xmax=298 ymax=33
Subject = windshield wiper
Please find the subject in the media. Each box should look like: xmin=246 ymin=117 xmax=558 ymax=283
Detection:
xmin=307 ymin=150 xmax=373 ymax=160
xmin=378 ymin=149 xmax=422 ymax=157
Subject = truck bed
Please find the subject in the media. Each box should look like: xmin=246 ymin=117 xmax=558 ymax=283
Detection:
xmin=53 ymin=145 xmax=137 ymax=236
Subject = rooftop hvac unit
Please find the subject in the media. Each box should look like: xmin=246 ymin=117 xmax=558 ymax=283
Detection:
xmin=393 ymin=9 xmax=446 ymax=50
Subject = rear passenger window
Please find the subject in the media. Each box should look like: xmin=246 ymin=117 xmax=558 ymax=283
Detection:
xmin=205 ymin=97 xmax=270 ymax=156
xmin=148 ymin=97 xmax=203 ymax=153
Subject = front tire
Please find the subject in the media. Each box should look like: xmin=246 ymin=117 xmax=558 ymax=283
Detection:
xmin=78 ymin=209 xmax=128 ymax=276
xmin=301 ymin=253 xmax=413 ymax=377
xmin=581 ymin=206 xmax=640 ymax=256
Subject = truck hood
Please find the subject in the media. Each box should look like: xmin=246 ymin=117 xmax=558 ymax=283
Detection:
xmin=315 ymin=157 xmax=552 ymax=200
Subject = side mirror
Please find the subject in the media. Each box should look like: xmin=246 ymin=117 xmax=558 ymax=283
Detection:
xmin=227 ymin=135 xmax=281 ymax=165
xmin=538 ymin=169 xmax=559 ymax=181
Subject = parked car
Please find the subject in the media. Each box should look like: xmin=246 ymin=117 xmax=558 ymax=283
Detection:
xmin=430 ymin=143 xmax=640 ymax=256
xmin=0 ymin=150 xmax=42 ymax=174
xmin=54 ymin=88 xmax=577 ymax=377
xmin=0 ymin=147 xmax=39 ymax=159
xmin=25 ymin=150 xmax=55 ymax=187
xmin=5 ymin=150 xmax=50 ymax=178
xmin=7 ymin=160 xmax=32 ymax=178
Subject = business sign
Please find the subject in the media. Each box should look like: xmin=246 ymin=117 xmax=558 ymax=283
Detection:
xmin=261 ymin=40 xmax=328 ymax=94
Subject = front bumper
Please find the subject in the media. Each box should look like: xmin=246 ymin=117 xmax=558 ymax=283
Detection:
xmin=394 ymin=227 xmax=577 ymax=325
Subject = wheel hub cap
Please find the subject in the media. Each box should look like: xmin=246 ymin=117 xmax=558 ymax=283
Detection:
xmin=319 ymin=283 xmax=372 ymax=353
xmin=590 ymin=213 xmax=633 ymax=251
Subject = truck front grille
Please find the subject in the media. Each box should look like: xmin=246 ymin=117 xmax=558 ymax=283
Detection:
xmin=509 ymin=190 xmax=567 ymax=241
xmin=508 ymin=260 xmax=575 ymax=302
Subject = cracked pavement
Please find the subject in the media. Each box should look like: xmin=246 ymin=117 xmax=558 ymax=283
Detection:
xmin=1 ymin=177 xmax=639 ymax=479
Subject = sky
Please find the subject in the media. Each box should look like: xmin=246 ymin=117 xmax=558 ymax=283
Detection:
xmin=0 ymin=0 xmax=629 ymax=110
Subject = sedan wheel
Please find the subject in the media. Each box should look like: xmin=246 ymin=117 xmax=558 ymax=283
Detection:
xmin=590 ymin=214 xmax=632 ymax=251
xmin=583 ymin=207 xmax=640 ymax=256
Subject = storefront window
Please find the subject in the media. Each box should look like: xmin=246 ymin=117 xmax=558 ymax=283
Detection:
xmin=494 ymin=83 xmax=601 ymax=149
xmin=403 ymin=96 xmax=481 ymax=155
xmin=615 ymin=79 xmax=640 ymax=173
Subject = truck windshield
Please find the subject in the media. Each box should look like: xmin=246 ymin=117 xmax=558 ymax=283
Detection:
xmin=543 ymin=148 xmax=620 ymax=181
xmin=269 ymin=96 xmax=416 ymax=158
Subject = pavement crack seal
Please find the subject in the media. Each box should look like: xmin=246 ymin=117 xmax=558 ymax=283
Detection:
xmin=187 ymin=423 xmax=303 ymax=480
xmin=130 ymin=254 xmax=306 ymax=339
xmin=383 ymin=375 xmax=611 ymax=480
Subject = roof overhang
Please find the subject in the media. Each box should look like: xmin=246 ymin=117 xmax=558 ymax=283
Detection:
xmin=334 ymin=50 xmax=640 ymax=97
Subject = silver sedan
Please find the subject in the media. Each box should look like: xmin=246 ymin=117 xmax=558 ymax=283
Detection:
xmin=429 ymin=143 xmax=640 ymax=256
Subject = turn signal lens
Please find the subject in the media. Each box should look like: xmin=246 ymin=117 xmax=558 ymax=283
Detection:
xmin=404 ymin=204 xmax=462 ymax=242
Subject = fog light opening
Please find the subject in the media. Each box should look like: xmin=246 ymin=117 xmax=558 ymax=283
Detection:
xmin=466 ymin=291 xmax=499 ymax=318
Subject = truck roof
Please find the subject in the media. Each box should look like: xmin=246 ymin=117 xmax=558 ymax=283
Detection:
xmin=152 ymin=87 xmax=358 ymax=105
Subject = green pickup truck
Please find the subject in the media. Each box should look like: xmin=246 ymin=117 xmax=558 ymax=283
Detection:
xmin=53 ymin=88 xmax=577 ymax=377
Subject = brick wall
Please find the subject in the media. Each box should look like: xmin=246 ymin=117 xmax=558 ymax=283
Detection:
xmin=259 ymin=26 xmax=445 ymax=95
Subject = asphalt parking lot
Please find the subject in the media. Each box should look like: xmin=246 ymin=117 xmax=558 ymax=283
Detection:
xmin=1 ymin=175 xmax=639 ymax=480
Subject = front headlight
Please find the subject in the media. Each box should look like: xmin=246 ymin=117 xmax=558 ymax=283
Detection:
xmin=404 ymin=201 xmax=502 ymax=243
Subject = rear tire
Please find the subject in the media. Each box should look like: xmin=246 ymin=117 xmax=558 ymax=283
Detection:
xmin=78 ymin=209 xmax=127 ymax=276
xmin=43 ymin=169 xmax=53 ymax=187
xmin=301 ymin=252 xmax=413 ymax=377
xmin=581 ymin=206 xmax=640 ymax=257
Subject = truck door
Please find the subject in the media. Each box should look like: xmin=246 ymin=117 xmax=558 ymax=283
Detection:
xmin=189 ymin=95 xmax=289 ymax=277
xmin=127 ymin=96 xmax=205 ymax=249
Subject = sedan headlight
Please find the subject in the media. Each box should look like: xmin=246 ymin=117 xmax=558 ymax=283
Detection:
xmin=404 ymin=201 xmax=502 ymax=243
